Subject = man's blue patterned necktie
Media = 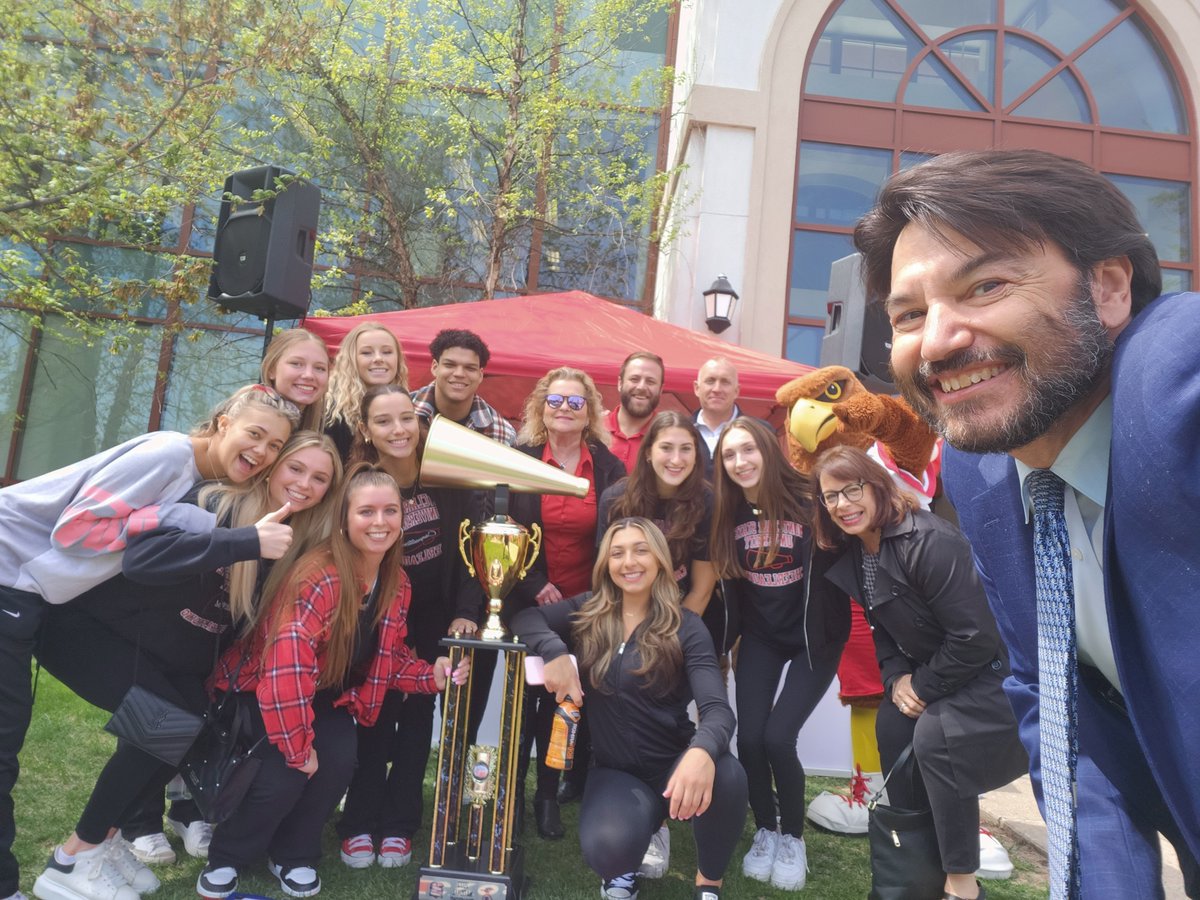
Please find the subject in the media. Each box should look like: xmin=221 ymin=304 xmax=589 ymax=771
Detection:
xmin=1028 ymin=468 xmax=1080 ymax=899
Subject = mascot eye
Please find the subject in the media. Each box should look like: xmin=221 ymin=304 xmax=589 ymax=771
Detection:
xmin=821 ymin=381 xmax=846 ymax=402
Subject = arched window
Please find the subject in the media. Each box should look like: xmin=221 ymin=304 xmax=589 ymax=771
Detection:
xmin=785 ymin=0 xmax=1195 ymax=363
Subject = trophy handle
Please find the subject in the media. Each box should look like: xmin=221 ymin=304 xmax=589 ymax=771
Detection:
xmin=457 ymin=519 xmax=476 ymax=578
xmin=519 ymin=523 xmax=542 ymax=579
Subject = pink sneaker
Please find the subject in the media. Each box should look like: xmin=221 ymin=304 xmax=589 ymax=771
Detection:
xmin=377 ymin=837 xmax=412 ymax=868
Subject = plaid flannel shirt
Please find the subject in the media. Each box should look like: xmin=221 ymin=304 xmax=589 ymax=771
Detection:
xmin=410 ymin=384 xmax=517 ymax=446
xmin=212 ymin=565 xmax=437 ymax=768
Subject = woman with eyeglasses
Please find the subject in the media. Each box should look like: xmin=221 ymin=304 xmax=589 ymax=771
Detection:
xmin=506 ymin=367 xmax=626 ymax=839
xmin=709 ymin=418 xmax=850 ymax=891
xmin=811 ymin=445 xmax=1026 ymax=900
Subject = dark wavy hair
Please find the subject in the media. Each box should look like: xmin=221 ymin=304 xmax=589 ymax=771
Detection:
xmin=809 ymin=445 xmax=917 ymax=551
xmin=609 ymin=411 xmax=708 ymax=570
xmin=349 ymin=384 xmax=428 ymax=465
xmin=854 ymin=149 xmax=1161 ymax=314
xmin=430 ymin=328 xmax=491 ymax=368
xmin=709 ymin=417 xmax=814 ymax=578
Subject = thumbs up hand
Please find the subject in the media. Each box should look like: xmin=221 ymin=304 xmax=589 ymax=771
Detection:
xmin=255 ymin=502 xmax=294 ymax=559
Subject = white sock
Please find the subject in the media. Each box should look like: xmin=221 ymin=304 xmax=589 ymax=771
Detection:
xmin=53 ymin=846 xmax=75 ymax=866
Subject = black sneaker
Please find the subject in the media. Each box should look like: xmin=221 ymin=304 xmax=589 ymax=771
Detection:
xmin=693 ymin=887 xmax=721 ymax=900
xmin=268 ymin=861 xmax=321 ymax=898
xmin=196 ymin=864 xmax=239 ymax=899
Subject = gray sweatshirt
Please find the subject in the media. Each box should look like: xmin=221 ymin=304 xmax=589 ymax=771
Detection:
xmin=0 ymin=431 xmax=215 ymax=603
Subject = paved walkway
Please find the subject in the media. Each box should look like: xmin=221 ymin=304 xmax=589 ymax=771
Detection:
xmin=980 ymin=775 xmax=1186 ymax=898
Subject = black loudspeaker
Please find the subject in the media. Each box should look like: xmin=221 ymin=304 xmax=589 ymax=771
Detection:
xmin=819 ymin=252 xmax=895 ymax=393
xmin=207 ymin=165 xmax=321 ymax=320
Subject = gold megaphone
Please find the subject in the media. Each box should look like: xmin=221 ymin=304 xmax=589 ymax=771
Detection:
xmin=421 ymin=416 xmax=589 ymax=497
xmin=422 ymin=415 xmax=589 ymax=640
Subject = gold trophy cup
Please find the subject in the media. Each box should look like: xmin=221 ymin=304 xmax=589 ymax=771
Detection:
xmin=415 ymin=417 xmax=586 ymax=900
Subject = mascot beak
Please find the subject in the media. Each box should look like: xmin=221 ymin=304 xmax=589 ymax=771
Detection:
xmin=788 ymin=399 xmax=840 ymax=453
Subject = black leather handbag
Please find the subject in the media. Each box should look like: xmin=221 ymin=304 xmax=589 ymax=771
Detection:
xmin=867 ymin=743 xmax=945 ymax=900
xmin=104 ymin=684 xmax=205 ymax=767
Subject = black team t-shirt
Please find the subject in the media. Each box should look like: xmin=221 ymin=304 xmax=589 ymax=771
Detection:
xmin=732 ymin=501 xmax=811 ymax=649
xmin=399 ymin=487 xmax=448 ymax=661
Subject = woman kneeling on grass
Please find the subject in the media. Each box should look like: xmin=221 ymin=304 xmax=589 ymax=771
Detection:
xmin=512 ymin=518 xmax=747 ymax=900
xmin=196 ymin=465 xmax=469 ymax=900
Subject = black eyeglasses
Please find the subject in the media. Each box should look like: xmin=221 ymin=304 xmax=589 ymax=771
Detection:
xmin=820 ymin=481 xmax=865 ymax=508
xmin=546 ymin=393 xmax=587 ymax=411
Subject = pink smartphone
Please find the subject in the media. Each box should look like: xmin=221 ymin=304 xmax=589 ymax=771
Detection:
xmin=524 ymin=655 xmax=578 ymax=686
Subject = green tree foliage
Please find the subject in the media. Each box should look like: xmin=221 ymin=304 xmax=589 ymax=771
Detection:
xmin=0 ymin=1 xmax=319 ymax=337
xmin=0 ymin=0 xmax=677 ymax=336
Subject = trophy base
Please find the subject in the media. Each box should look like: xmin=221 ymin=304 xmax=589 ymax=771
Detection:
xmin=415 ymin=846 xmax=528 ymax=900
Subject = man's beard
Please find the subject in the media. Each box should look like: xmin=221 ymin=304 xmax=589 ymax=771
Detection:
xmin=894 ymin=277 xmax=1113 ymax=454
xmin=620 ymin=389 xmax=659 ymax=418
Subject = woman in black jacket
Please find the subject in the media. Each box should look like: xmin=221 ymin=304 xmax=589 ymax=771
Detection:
xmin=812 ymin=446 xmax=1026 ymax=900
xmin=513 ymin=518 xmax=746 ymax=900
xmin=506 ymin=366 xmax=625 ymax=838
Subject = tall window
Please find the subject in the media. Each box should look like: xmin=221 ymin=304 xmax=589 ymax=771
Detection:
xmin=786 ymin=0 xmax=1195 ymax=363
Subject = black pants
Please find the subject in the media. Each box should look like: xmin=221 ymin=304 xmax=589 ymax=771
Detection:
xmin=579 ymin=754 xmax=747 ymax=882
xmin=876 ymin=696 xmax=979 ymax=873
xmin=0 ymin=586 xmax=43 ymax=897
xmin=466 ymin=648 xmax=497 ymax=746
xmin=339 ymin=689 xmax=435 ymax=840
xmin=208 ymin=692 xmax=357 ymax=870
xmin=516 ymin=686 xmax=560 ymax=802
xmin=734 ymin=634 xmax=841 ymax=838
xmin=37 ymin=603 xmax=209 ymax=845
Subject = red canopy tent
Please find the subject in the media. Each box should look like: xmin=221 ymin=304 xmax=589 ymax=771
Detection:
xmin=304 ymin=291 xmax=813 ymax=426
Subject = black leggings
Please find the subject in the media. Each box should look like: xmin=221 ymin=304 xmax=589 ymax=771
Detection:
xmin=208 ymin=692 xmax=358 ymax=870
xmin=734 ymin=633 xmax=842 ymax=837
xmin=36 ymin=604 xmax=209 ymax=845
xmin=876 ymin=697 xmax=980 ymax=873
xmin=579 ymin=754 xmax=747 ymax=882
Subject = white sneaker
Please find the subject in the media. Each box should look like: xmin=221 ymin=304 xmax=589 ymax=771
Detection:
xmin=127 ymin=832 xmax=176 ymax=865
xmin=33 ymin=844 xmax=141 ymax=900
xmin=806 ymin=767 xmax=878 ymax=835
xmin=106 ymin=836 xmax=161 ymax=894
xmin=167 ymin=818 xmax=212 ymax=859
xmin=770 ymin=834 xmax=808 ymax=890
xmin=977 ymin=827 xmax=1014 ymax=880
xmin=196 ymin=864 xmax=238 ymax=899
xmin=268 ymin=862 xmax=321 ymax=898
xmin=741 ymin=827 xmax=779 ymax=882
xmin=637 ymin=825 xmax=669 ymax=879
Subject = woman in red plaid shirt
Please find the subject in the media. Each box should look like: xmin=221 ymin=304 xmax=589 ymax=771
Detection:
xmin=196 ymin=465 xmax=469 ymax=899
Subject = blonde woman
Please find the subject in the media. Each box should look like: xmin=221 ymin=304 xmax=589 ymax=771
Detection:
xmin=261 ymin=329 xmax=332 ymax=432
xmin=507 ymin=367 xmax=625 ymax=838
xmin=323 ymin=322 xmax=408 ymax=459
xmin=197 ymin=466 xmax=469 ymax=899
xmin=513 ymin=519 xmax=747 ymax=900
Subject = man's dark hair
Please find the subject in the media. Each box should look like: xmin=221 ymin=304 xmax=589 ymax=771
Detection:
xmin=429 ymin=328 xmax=490 ymax=368
xmin=619 ymin=350 xmax=665 ymax=381
xmin=854 ymin=149 xmax=1162 ymax=315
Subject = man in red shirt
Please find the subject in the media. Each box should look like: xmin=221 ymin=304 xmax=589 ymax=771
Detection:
xmin=605 ymin=351 xmax=664 ymax=472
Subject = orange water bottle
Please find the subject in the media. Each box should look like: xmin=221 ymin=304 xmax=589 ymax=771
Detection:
xmin=546 ymin=697 xmax=581 ymax=770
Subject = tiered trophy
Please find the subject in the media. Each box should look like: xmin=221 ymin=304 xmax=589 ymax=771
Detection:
xmin=414 ymin=417 xmax=588 ymax=900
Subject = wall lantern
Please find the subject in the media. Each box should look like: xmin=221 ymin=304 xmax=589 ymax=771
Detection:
xmin=703 ymin=274 xmax=739 ymax=334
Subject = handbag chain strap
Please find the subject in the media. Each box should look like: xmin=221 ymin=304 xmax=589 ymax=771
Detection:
xmin=867 ymin=741 xmax=917 ymax=811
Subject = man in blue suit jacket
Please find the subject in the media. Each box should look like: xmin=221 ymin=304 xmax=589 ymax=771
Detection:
xmin=852 ymin=149 xmax=1198 ymax=899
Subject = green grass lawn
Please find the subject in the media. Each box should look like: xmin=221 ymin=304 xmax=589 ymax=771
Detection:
xmin=14 ymin=674 xmax=1048 ymax=899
